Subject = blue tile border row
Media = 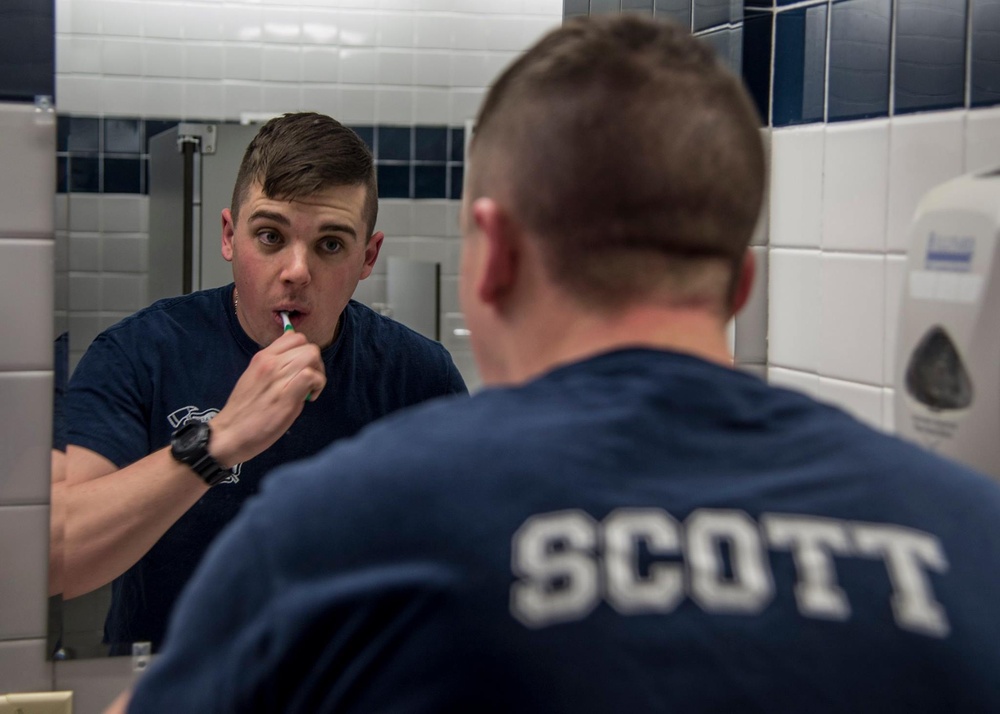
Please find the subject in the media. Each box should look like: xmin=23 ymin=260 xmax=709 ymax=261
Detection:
xmin=56 ymin=115 xmax=467 ymax=200
xmin=756 ymin=0 xmax=1000 ymax=127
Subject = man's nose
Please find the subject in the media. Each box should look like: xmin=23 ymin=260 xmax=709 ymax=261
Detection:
xmin=281 ymin=244 xmax=311 ymax=285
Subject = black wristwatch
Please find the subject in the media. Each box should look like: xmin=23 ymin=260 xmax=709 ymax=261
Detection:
xmin=170 ymin=421 xmax=231 ymax=486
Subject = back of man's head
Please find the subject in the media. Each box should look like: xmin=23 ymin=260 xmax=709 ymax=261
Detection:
xmin=468 ymin=14 xmax=765 ymax=313
xmin=230 ymin=112 xmax=379 ymax=238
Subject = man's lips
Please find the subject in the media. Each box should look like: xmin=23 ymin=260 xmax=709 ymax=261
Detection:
xmin=274 ymin=309 xmax=308 ymax=329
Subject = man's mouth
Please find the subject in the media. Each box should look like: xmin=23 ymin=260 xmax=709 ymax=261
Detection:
xmin=275 ymin=309 xmax=305 ymax=329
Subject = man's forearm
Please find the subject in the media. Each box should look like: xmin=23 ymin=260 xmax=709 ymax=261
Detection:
xmin=62 ymin=446 xmax=209 ymax=599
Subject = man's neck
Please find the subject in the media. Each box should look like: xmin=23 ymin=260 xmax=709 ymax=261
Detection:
xmin=490 ymin=300 xmax=734 ymax=387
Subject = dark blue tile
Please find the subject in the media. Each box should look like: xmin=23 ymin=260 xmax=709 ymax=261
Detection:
xmin=591 ymin=0 xmax=622 ymax=14
xmin=103 ymin=157 xmax=142 ymax=194
xmin=449 ymin=165 xmax=464 ymax=200
xmin=377 ymin=164 xmax=411 ymax=199
xmin=377 ymin=126 xmax=412 ymax=161
xmin=449 ymin=126 xmax=465 ymax=162
xmin=773 ymin=5 xmax=827 ymax=127
xmin=655 ymin=0 xmax=691 ymax=29
xmin=141 ymin=157 xmax=149 ymax=194
xmin=143 ymin=119 xmax=178 ymax=153
xmin=56 ymin=155 xmax=68 ymax=194
xmin=972 ymin=0 xmax=1000 ymax=107
xmin=894 ymin=0 xmax=966 ymax=114
xmin=57 ymin=115 xmax=71 ymax=152
xmin=105 ymin=118 xmax=142 ymax=154
xmin=348 ymin=125 xmax=374 ymax=152
xmin=622 ymin=0 xmax=654 ymax=13
xmin=69 ymin=156 xmax=100 ymax=193
xmin=414 ymin=165 xmax=447 ymax=199
xmin=694 ymin=0 xmax=731 ymax=31
xmin=415 ymin=126 xmax=448 ymax=162
xmin=700 ymin=27 xmax=743 ymax=76
xmin=564 ymin=0 xmax=590 ymax=18
xmin=743 ymin=10 xmax=773 ymax=125
xmin=828 ymin=0 xmax=892 ymax=122
xmin=0 ymin=0 xmax=54 ymax=102
xmin=67 ymin=117 xmax=100 ymax=153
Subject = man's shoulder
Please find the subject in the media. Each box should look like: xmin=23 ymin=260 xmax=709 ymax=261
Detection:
xmin=341 ymin=300 xmax=465 ymax=393
xmin=103 ymin=286 xmax=229 ymax=339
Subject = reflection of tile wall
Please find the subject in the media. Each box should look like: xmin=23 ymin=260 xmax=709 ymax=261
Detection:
xmin=51 ymin=0 xmax=566 ymax=396
xmin=56 ymin=116 xmax=466 ymax=200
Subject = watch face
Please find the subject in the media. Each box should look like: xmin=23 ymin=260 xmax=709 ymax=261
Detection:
xmin=175 ymin=421 xmax=207 ymax=453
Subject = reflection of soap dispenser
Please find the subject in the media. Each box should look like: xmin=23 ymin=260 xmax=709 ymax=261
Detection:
xmin=894 ymin=167 xmax=1000 ymax=480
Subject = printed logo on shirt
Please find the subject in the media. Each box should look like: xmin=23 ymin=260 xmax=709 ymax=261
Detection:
xmin=168 ymin=406 xmax=242 ymax=485
xmin=510 ymin=508 xmax=950 ymax=639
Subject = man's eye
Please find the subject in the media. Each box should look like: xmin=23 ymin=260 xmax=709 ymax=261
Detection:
xmin=321 ymin=239 xmax=342 ymax=254
xmin=257 ymin=230 xmax=281 ymax=246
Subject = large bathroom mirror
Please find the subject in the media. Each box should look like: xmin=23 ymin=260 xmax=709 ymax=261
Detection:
xmin=51 ymin=0 xmax=746 ymax=660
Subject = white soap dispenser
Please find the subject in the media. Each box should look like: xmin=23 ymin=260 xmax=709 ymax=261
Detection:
xmin=894 ymin=167 xmax=1000 ymax=480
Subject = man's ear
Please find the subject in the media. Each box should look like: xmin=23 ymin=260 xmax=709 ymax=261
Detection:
xmin=730 ymin=249 xmax=756 ymax=316
xmin=221 ymin=208 xmax=236 ymax=263
xmin=359 ymin=231 xmax=385 ymax=280
xmin=472 ymin=198 xmax=519 ymax=307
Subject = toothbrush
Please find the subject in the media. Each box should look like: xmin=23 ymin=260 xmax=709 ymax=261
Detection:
xmin=280 ymin=311 xmax=312 ymax=402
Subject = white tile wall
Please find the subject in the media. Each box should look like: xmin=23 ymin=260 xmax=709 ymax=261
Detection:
xmin=0 ymin=506 xmax=51 ymax=641
xmin=0 ymin=107 xmax=56 ymax=238
xmin=965 ymin=107 xmax=1000 ymax=175
xmin=769 ymin=125 xmax=823 ymax=249
xmin=767 ymin=107 xmax=1000 ymax=423
xmin=818 ymin=252 xmax=884 ymax=385
xmin=55 ymin=0 xmax=560 ymax=121
xmin=882 ymin=253 xmax=907 ymax=386
xmin=0 ymin=241 xmax=55 ymax=371
xmin=0 ymin=372 xmax=54 ymax=506
xmin=816 ymin=376 xmax=884 ymax=430
xmin=733 ymin=245 xmax=768 ymax=365
xmin=885 ymin=111 xmax=965 ymax=253
xmin=822 ymin=119 xmax=889 ymax=253
xmin=0 ymin=639 xmax=54 ymax=693
xmin=768 ymin=248 xmax=821 ymax=372
xmin=767 ymin=366 xmax=821 ymax=400
xmin=881 ymin=387 xmax=896 ymax=434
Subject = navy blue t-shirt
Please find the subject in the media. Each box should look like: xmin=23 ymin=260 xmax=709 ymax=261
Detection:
xmin=130 ymin=349 xmax=1000 ymax=712
xmin=66 ymin=284 xmax=466 ymax=653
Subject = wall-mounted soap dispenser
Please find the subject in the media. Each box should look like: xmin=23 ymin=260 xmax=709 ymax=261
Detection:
xmin=894 ymin=167 xmax=1000 ymax=480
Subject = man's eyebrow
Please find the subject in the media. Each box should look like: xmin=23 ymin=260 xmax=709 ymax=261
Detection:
xmin=247 ymin=209 xmax=291 ymax=226
xmin=319 ymin=222 xmax=358 ymax=240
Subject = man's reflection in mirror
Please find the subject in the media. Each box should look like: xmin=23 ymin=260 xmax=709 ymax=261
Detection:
xmin=62 ymin=112 xmax=467 ymax=655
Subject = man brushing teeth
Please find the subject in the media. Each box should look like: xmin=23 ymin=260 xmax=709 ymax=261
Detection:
xmin=224 ymin=176 xmax=381 ymax=351
xmin=64 ymin=112 xmax=468 ymax=655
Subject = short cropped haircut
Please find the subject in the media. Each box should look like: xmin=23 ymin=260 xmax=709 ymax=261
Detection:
xmin=468 ymin=15 xmax=765 ymax=310
xmin=230 ymin=112 xmax=379 ymax=239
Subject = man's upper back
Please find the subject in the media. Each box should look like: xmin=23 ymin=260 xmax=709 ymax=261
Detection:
xmin=136 ymin=348 xmax=1000 ymax=712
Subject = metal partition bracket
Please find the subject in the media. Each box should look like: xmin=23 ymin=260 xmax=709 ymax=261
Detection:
xmin=176 ymin=123 xmax=217 ymax=154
